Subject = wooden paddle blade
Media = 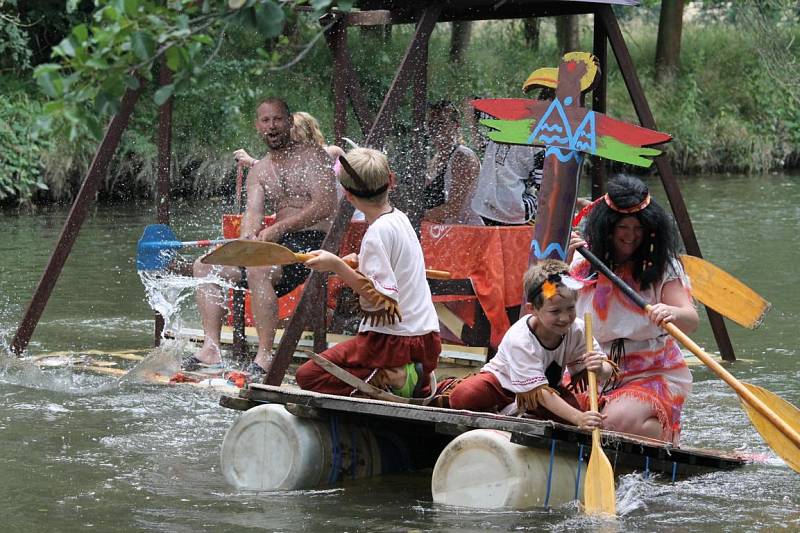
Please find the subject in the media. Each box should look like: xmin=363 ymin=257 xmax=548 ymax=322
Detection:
xmin=740 ymin=382 xmax=800 ymax=473
xmin=680 ymin=255 xmax=771 ymax=330
xmin=200 ymin=240 xmax=298 ymax=267
xmin=584 ymin=441 xmax=616 ymax=515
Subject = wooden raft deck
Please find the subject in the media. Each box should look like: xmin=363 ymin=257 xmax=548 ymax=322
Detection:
xmin=220 ymin=385 xmax=747 ymax=480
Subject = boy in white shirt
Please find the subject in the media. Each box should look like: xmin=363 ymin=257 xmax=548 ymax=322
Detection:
xmin=448 ymin=260 xmax=613 ymax=429
xmin=297 ymin=148 xmax=441 ymax=398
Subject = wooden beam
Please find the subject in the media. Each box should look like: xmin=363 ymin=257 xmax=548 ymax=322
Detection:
xmin=590 ymin=9 xmax=608 ymax=200
xmin=326 ymin=18 xmax=349 ymax=145
xmin=346 ymin=2 xmax=597 ymax=24
xmin=598 ymin=5 xmax=736 ymax=361
xmin=11 ymin=85 xmax=142 ymax=356
xmin=364 ymin=4 xmax=442 ymax=147
xmin=323 ymin=15 xmax=375 ymax=137
xmin=154 ymin=58 xmax=173 ymax=347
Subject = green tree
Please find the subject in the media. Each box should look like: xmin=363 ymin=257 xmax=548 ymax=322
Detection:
xmin=655 ymin=0 xmax=685 ymax=82
xmin=33 ymin=0 xmax=352 ymax=143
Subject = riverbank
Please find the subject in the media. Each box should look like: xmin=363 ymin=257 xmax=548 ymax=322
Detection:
xmin=3 ymin=14 xmax=799 ymax=205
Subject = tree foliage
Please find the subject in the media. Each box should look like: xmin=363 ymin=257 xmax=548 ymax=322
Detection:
xmin=33 ymin=0 xmax=352 ymax=143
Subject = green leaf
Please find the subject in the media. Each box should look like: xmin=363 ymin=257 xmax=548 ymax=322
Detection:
xmin=154 ymin=84 xmax=175 ymax=106
xmin=55 ymin=36 xmax=77 ymax=58
xmin=123 ymin=0 xmax=138 ymax=17
xmin=165 ymin=46 xmax=182 ymax=71
xmin=311 ymin=0 xmax=332 ymax=10
xmin=36 ymin=72 xmax=59 ymax=98
xmin=124 ymin=75 xmax=140 ymax=90
xmin=86 ymin=57 xmax=110 ymax=69
xmin=72 ymin=24 xmax=89 ymax=43
xmin=254 ymin=1 xmax=285 ymax=38
xmin=131 ymin=31 xmax=156 ymax=61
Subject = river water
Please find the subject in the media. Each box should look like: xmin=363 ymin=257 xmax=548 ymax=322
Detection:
xmin=1 ymin=175 xmax=799 ymax=531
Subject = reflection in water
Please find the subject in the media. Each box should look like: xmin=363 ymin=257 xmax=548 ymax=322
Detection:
xmin=1 ymin=178 xmax=799 ymax=530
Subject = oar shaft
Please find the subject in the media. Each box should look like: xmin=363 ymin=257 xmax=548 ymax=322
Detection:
xmin=665 ymin=322 xmax=800 ymax=450
xmin=292 ymin=253 xmax=452 ymax=280
xmin=141 ymin=238 xmax=230 ymax=250
xmin=585 ymin=313 xmax=602 ymax=442
xmin=578 ymin=246 xmax=800 ymax=451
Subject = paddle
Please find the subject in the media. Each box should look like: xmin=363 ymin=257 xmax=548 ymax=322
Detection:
xmin=137 ymin=224 xmax=230 ymax=271
xmin=577 ymin=246 xmax=800 ymax=473
xmin=201 ymin=239 xmax=453 ymax=280
xmin=679 ymin=254 xmax=771 ymax=330
xmin=582 ymin=313 xmax=616 ymax=516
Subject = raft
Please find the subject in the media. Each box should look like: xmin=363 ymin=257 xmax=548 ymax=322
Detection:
xmin=219 ymin=384 xmax=748 ymax=509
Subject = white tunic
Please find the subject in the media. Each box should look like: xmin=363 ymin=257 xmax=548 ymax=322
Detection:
xmin=358 ymin=209 xmax=440 ymax=336
xmin=470 ymin=142 xmax=544 ymax=224
xmin=483 ymin=315 xmax=600 ymax=393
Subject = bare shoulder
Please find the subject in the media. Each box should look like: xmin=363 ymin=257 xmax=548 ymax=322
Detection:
xmin=325 ymin=144 xmax=345 ymax=160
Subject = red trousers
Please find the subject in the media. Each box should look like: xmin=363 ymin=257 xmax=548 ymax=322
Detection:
xmin=448 ymin=371 xmax=581 ymax=425
xmin=295 ymin=331 xmax=441 ymax=396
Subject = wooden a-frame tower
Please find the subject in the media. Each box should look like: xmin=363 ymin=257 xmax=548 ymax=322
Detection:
xmin=11 ymin=1 xmax=738 ymax=384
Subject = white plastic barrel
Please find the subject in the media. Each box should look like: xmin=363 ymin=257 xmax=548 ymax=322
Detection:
xmin=220 ymin=404 xmax=410 ymax=490
xmin=431 ymin=429 xmax=584 ymax=509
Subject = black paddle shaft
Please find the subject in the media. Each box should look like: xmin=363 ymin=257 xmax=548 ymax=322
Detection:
xmin=577 ymin=247 xmax=649 ymax=310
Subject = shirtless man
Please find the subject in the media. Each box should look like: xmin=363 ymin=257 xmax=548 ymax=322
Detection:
xmin=185 ymin=97 xmax=337 ymax=376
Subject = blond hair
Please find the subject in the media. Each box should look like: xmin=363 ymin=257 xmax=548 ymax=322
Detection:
xmin=522 ymin=259 xmax=574 ymax=308
xmin=339 ymin=147 xmax=390 ymax=204
xmin=291 ymin=111 xmax=325 ymax=146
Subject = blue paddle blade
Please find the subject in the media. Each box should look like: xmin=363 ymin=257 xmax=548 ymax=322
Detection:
xmin=137 ymin=224 xmax=181 ymax=271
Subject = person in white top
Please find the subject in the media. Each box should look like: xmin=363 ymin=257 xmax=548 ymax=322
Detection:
xmin=423 ymin=101 xmax=483 ymax=225
xmin=297 ymin=148 xmax=441 ymax=398
xmin=448 ymin=259 xmax=613 ymax=429
xmin=469 ymin=87 xmax=556 ymax=226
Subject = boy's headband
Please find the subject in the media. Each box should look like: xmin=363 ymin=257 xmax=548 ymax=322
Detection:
xmin=530 ymin=271 xmax=584 ymax=301
xmin=337 ymin=155 xmax=389 ymax=198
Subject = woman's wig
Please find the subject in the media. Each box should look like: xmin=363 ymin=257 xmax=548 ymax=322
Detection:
xmin=583 ymin=175 xmax=681 ymax=289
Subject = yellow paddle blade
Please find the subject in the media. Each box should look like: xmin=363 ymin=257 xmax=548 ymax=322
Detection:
xmin=584 ymin=439 xmax=616 ymax=516
xmin=680 ymin=255 xmax=771 ymax=330
xmin=740 ymin=382 xmax=800 ymax=473
xmin=201 ymin=240 xmax=298 ymax=267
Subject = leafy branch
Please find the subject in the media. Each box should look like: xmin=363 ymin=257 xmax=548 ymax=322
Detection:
xmin=34 ymin=0 xmax=351 ymax=142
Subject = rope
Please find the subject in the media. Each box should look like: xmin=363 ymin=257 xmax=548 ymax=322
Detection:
xmin=574 ymin=444 xmax=585 ymax=500
xmin=544 ymin=439 xmax=556 ymax=508
xmin=644 ymin=455 xmax=650 ymax=480
xmin=350 ymin=427 xmax=358 ymax=480
xmin=328 ymin=416 xmax=342 ymax=485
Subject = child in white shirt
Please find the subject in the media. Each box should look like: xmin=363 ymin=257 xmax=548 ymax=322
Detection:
xmin=448 ymin=259 xmax=612 ymax=429
xmin=297 ymin=148 xmax=441 ymax=398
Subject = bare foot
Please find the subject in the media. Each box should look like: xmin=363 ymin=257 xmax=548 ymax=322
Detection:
xmin=194 ymin=343 xmax=222 ymax=365
xmin=252 ymin=349 xmax=274 ymax=372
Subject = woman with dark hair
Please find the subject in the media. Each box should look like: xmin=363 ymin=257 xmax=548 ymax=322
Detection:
xmin=566 ymin=176 xmax=698 ymax=445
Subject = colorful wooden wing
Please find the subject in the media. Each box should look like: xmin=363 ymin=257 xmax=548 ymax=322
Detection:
xmin=472 ymin=97 xmax=671 ymax=168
